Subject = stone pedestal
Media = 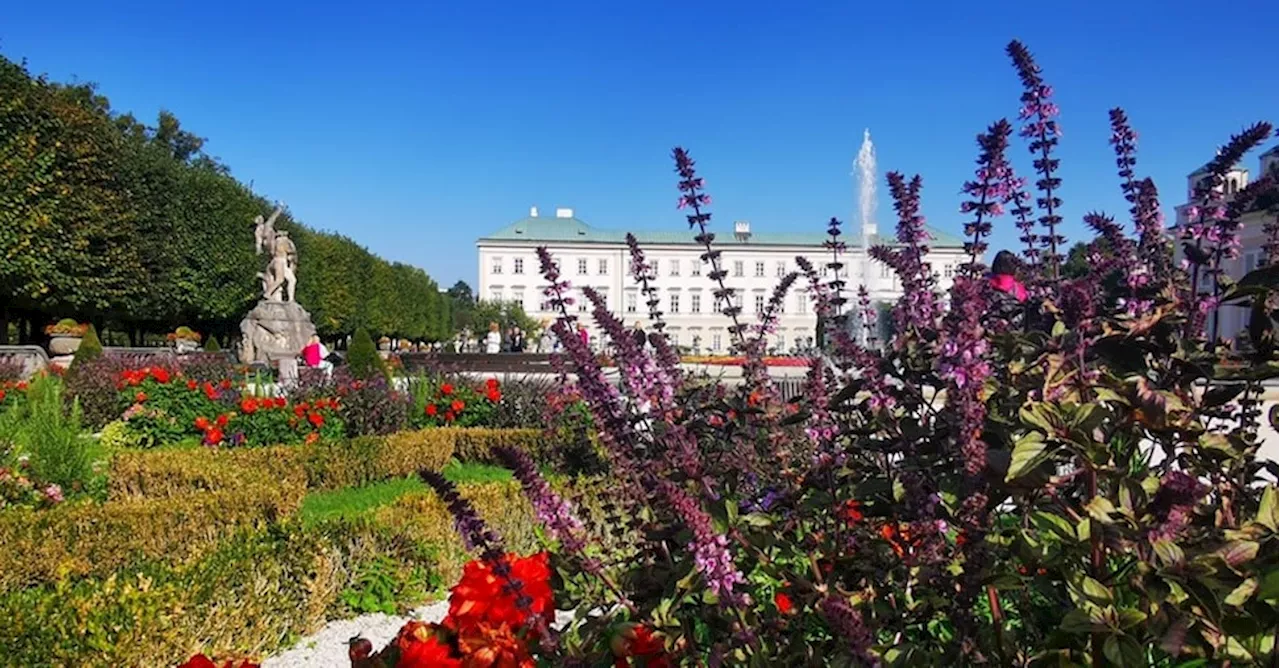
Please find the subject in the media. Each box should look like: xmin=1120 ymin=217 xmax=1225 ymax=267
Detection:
xmin=238 ymin=300 xmax=317 ymax=365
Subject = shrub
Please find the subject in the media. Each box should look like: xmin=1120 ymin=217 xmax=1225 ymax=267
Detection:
xmin=335 ymin=370 xmax=408 ymax=437
xmin=203 ymin=336 xmax=222 ymax=352
xmin=451 ymin=428 xmax=548 ymax=465
xmin=346 ymin=327 xmax=388 ymax=381
xmin=44 ymin=319 xmax=88 ymax=336
xmin=0 ymin=478 xmax=304 ymax=590
xmin=0 ymin=375 xmax=92 ymax=498
xmin=0 ymin=359 xmax=24 ymax=382
xmin=66 ymin=323 xmax=103 ymax=377
xmin=378 ymin=428 xmax=456 ymax=477
xmin=408 ymin=375 xmax=502 ymax=428
xmin=63 ymin=355 xmax=124 ymax=430
xmin=487 ymin=376 xmax=557 ymax=429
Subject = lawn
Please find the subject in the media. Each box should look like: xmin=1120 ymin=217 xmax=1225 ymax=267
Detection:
xmin=298 ymin=460 xmax=513 ymax=525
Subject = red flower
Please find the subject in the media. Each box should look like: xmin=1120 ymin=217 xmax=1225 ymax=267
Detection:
xmin=294 ymin=404 xmax=307 ymax=417
xmin=426 ymin=404 xmax=439 ymax=417
xmin=179 ymin=656 xmax=258 ymax=668
xmin=203 ymin=382 xmax=217 ymax=400
xmin=451 ymin=399 xmax=465 ymax=413
xmin=441 ymin=383 xmax=454 ymax=396
xmin=774 ymin=591 xmax=794 ymax=615
xmin=305 ymin=432 xmax=320 ymax=445
xmin=456 ymin=622 xmax=534 ymax=667
xmin=444 ymin=411 xmax=455 ymax=422
xmin=485 ymin=389 xmax=502 ymax=403
xmin=307 ymin=412 xmax=324 ymax=427
xmin=839 ymin=499 xmax=864 ymax=526
xmin=194 ymin=416 xmax=211 ymax=431
xmin=611 ymin=624 xmax=669 ymax=667
xmin=485 ymin=378 xmax=499 ymax=390
xmin=447 ymin=553 xmax=554 ymax=633
xmin=257 ymin=397 xmax=272 ymax=410
xmin=204 ymin=427 xmax=224 ymax=445
xmin=219 ymin=379 xmax=232 ymax=390
xmin=0 ymin=390 xmax=6 ymax=402
xmin=215 ymin=414 xmax=229 ymax=427
xmin=240 ymin=398 xmax=258 ymax=415
xmin=274 ymin=396 xmax=287 ymax=408
xmin=187 ymin=379 xmax=198 ymax=391
xmin=395 ymin=622 xmax=462 ymax=668
xmin=135 ymin=391 xmax=147 ymax=403
xmin=150 ymin=367 xmax=171 ymax=384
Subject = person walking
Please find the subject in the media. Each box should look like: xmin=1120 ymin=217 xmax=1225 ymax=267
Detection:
xmin=511 ymin=327 xmax=526 ymax=353
xmin=484 ymin=322 xmax=502 ymax=354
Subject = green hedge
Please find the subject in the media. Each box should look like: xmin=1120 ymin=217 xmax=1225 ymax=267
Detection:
xmin=0 ymin=482 xmax=541 ymax=666
xmin=0 ymin=481 xmax=304 ymax=591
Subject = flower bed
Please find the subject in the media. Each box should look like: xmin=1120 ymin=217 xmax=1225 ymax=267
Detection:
xmin=681 ymin=355 xmax=809 ymax=367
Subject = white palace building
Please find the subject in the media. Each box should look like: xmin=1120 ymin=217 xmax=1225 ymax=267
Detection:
xmin=476 ymin=206 xmax=968 ymax=354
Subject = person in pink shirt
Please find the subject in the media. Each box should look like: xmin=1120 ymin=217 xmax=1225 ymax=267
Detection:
xmin=577 ymin=323 xmax=590 ymax=349
xmin=988 ymin=251 xmax=1028 ymax=302
xmin=301 ymin=334 xmax=323 ymax=367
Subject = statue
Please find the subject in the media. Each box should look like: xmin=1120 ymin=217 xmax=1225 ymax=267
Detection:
xmin=263 ymin=231 xmax=298 ymax=302
xmin=237 ymin=203 xmax=317 ymax=365
xmin=253 ymin=204 xmax=283 ymax=256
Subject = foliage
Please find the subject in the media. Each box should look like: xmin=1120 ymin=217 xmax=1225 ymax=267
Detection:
xmin=0 ymin=375 xmax=93 ymax=502
xmin=341 ymin=555 xmax=431 ymax=615
xmin=167 ymin=325 xmax=202 ymax=342
xmin=204 ymin=335 xmax=222 ymax=352
xmin=0 ymin=55 xmax=448 ymax=342
xmin=66 ymin=323 xmax=103 ymax=375
xmin=346 ymin=327 xmax=388 ymax=381
xmin=64 ymin=355 xmax=126 ymax=429
xmin=406 ymin=41 xmax=1280 ymax=667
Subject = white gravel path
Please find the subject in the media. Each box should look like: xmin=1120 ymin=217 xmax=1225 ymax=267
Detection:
xmin=263 ymin=603 xmax=576 ymax=668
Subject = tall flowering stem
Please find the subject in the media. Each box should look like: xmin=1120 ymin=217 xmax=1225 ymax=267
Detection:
xmin=1007 ymin=40 xmax=1064 ymax=282
xmin=656 ymin=479 xmax=746 ymax=607
xmin=625 ymin=234 xmax=683 ymax=384
xmin=1179 ymin=122 xmax=1272 ymax=339
xmin=869 ymin=173 xmax=942 ymax=345
xmin=959 ymin=119 xmax=1014 ymax=277
xmin=825 ymin=217 xmax=849 ymax=318
xmin=1108 ymin=109 xmax=1171 ymax=301
xmin=820 ymin=597 xmax=878 ymax=667
xmin=674 ymin=147 xmax=748 ymax=347
xmin=421 ymin=471 xmax=505 ymax=559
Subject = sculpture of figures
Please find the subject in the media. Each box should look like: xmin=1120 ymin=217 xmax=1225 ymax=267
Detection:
xmin=253 ymin=203 xmax=284 ymax=256
xmin=264 ymin=231 xmax=298 ymax=302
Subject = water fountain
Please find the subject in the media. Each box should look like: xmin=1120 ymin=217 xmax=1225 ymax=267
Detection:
xmin=854 ymin=129 xmax=878 ymax=345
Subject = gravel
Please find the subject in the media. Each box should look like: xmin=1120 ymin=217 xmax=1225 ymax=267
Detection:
xmin=262 ymin=603 xmax=576 ymax=667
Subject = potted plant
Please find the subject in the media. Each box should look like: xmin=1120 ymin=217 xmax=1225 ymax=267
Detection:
xmin=167 ymin=326 xmax=202 ymax=354
xmin=44 ymin=319 xmax=88 ymax=355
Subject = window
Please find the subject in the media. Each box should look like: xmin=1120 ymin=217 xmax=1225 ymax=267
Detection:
xmin=797 ymin=293 xmax=808 ymax=314
xmin=880 ymin=262 xmax=891 ymax=279
xmin=577 ymin=291 xmax=588 ymax=312
xmin=733 ymin=292 xmax=743 ymax=310
xmin=670 ymin=260 xmax=680 ymax=276
xmin=711 ymin=333 xmax=722 ymax=351
xmin=690 ymin=293 xmax=701 ymax=314
xmin=626 ymin=291 xmax=638 ymax=313
xmin=733 ymin=260 xmax=744 ymax=277
xmin=490 ymin=288 xmax=502 ymax=302
xmin=776 ymin=261 xmax=786 ymax=278
xmin=690 ymin=259 xmax=701 ymax=276
xmin=1244 ymin=250 xmax=1262 ymax=272
xmin=755 ymin=261 xmax=765 ymax=278
xmin=669 ymin=293 xmax=680 ymax=314
xmin=754 ymin=293 xmax=766 ymax=314
xmin=513 ymin=290 xmax=525 ymax=311
xmin=821 ymin=264 xmax=830 ymax=278
xmin=598 ymin=258 xmax=608 ymax=275
xmin=491 ymin=257 xmax=503 ymax=275
xmin=577 ymin=258 xmax=588 ymax=275
xmin=538 ymin=288 xmax=550 ymax=312
xmin=509 ymin=257 xmax=522 ymax=275
xmin=598 ymin=288 xmax=609 ymax=310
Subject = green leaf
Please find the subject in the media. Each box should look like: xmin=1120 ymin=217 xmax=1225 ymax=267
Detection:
xmin=1104 ymin=635 xmax=1146 ymax=668
xmin=1006 ymin=432 xmax=1050 ymax=481
xmin=1085 ymin=496 xmax=1117 ymax=525
xmin=1257 ymin=486 xmax=1278 ymax=532
xmin=1060 ymin=608 xmax=1098 ymax=634
xmin=1152 ymin=539 xmax=1185 ymax=567
xmin=1019 ymin=404 xmax=1057 ymax=434
xmin=1219 ymin=540 xmax=1260 ymax=568
xmin=1116 ymin=608 xmax=1147 ymax=629
xmin=1259 ymin=568 xmax=1278 ymax=604
xmin=1076 ymin=518 xmax=1093 ymax=543
xmin=1031 ymin=511 xmax=1077 ymax=542
xmin=1081 ymin=576 xmax=1114 ymax=605
xmin=1225 ymin=578 xmax=1258 ymax=607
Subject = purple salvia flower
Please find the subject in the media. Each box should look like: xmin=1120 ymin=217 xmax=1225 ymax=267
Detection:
xmin=421 ymin=470 xmax=505 ymax=560
xmin=869 ymin=173 xmax=943 ymax=345
xmin=674 ymin=147 xmax=750 ymax=347
xmin=1007 ymin=40 xmax=1065 ymax=281
xmin=938 ymin=276 xmax=992 ymax=477
xmin=959 ymin=119 xmax=1014 ymax=276
xmin=1108 ymin=109 xmax=1172 ymax=299
xmin=494 ymin=446 xmax=587 ymax=553
xmin=657 ymin=479 xmax=746 ymax=606
xmin=625 ymin=234 xmax=684 ymax=383
xmin=819 ymin=596 xmax=879 ymax=666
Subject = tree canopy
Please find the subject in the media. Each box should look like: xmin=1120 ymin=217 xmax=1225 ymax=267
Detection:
xmin=0 ymin=55 xmax=453 ymax=345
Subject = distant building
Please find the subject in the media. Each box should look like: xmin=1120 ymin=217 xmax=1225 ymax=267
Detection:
xmin=1175 ymin=146 xmax=1278 ymax=342
xmin=475 ymin=206 xmax=968 ymax=353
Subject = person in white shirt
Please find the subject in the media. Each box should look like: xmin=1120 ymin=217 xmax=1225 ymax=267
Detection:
xmin=484 ymin=322 xmax=502 ymax=354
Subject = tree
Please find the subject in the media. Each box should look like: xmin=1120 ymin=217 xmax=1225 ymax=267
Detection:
xmin=346 ymin=326 xmax=388 ymax=380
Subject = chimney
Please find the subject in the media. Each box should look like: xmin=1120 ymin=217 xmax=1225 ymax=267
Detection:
xmin=529 ymin=206 xmax=539 ymax=217
xmin=734 ymin=220 xmax=751 ymax=241
xmin=555 ymin=207 xmax=574 ymax=219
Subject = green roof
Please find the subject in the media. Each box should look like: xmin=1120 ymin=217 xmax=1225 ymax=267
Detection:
xmin=478 ymin=216 xmax=965 ymax=248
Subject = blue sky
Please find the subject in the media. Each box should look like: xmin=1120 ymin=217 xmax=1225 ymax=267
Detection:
xmin=4 ymin=1 xmax=1277 ymax=286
